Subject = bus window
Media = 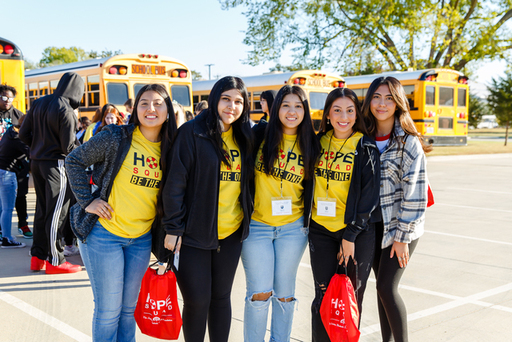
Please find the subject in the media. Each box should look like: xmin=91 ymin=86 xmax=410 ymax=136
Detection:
xmin=107 ymin=83 xmax=129 ymax=105
xmin=439 ymin=117 xmax=453 ymax=129
xmin=171 ymin=85 xmax=191 ymax=106
xmin=403 ymin=85 xmax=415 ymax=109
xmin=193 ymin=95 xmax=199 ymax=107
xmin=80 ymin=77 xmax=86 ymax=107
xmin=134 ymin=83 xmax=148 ymax=98
xmin=352 ymin=88 xmax=364 ymax=98
xmin=50 ymin=80 xmax=59 ymax=94
xmin=309 ymin=92 xmax=328 ymax=110
xmin=29 ymin=83 xmax=37 ymax=106
xmin=200 ymin=95 xmax=209 ymax=102
xmin=88 ymin=75 xmax=100 ymax=106
xmin=39 ymin=81 xmax=49 ymax=96
xmin=439 ymin=87 xmax=454 ymax=106
xmin=458 ymin=88 xmax=466 ymax=107
xmin=426 ymin=86 xmax=435 ymax=106
xmin=253 ymin=92 xmax=262 ymax=110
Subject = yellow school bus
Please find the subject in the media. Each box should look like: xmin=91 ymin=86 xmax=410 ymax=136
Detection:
xmin=0 ymin=37 xmax=25 ymax=112
xmin=25 ymin=54 xmax=193 ymax=119
xmin=344 ymin=69 xmax=469 ymax=145
xmin=193 ymin=70 xmax=346 ymax=130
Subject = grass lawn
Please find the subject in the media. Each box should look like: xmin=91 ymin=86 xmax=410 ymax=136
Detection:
xmin=428 ymin=139 xmax=512 ymax=156
xmin=468 ymin=128 xmax=509 ymax=138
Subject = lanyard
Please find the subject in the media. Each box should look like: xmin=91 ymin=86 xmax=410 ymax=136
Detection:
xmin=324 ymin=131 xmax=354 ymax=197
xmin=277 ymin=138 xmax=297 ymax=198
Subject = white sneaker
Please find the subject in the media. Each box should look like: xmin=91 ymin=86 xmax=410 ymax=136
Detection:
xmin=63 ymin=245 xmax=80 ymax=256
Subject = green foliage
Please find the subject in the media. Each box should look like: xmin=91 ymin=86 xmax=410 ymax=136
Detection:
xmin=39 ymin=47 xmax=123 ymax=67
xmin=487 ymin=71 xmax=512 ymax=145
xmin=191 ymin=70 xmax=203 ymax=80
xmin=221 ymin=0 xmax=512 ymax=74
xmin=24 ymin=59 xmax=40 ymax=70
xmin=468 ymin=93 xmax=487 ymax=128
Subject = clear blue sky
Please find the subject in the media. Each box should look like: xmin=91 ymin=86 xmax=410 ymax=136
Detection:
xmin=4 ymin=0 xmax=506 ymax=94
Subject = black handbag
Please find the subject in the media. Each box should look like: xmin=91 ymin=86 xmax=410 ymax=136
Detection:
xmin=151 ymin=218 xmax=173 ymax=263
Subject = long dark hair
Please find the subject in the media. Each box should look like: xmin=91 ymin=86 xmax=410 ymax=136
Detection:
xmin=260 ymin=89 xmax=278 ymax=121
xmin=262 ymin=85 xmax=320 ymax=180
xmin=129 ymin=84 xmax=178 ymax=219
xmin=362 ymin=76 xmax=432 ymax=153
xmin=319 ymin=87 xmax=367 ymax=135
xmin=205 ymin=76 xmax=254 ymax=170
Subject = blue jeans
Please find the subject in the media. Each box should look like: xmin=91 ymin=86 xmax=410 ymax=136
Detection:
xmin=0 ymin=169 xmax=18 ymax=240
xmin=79 ymin=221 xmax=152 ymax=342
xmin=241 ymin=217 xmax=308 ymax=342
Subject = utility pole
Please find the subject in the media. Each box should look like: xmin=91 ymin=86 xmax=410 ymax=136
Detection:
xmin=205 ymin=64 xmax=214 ymax=80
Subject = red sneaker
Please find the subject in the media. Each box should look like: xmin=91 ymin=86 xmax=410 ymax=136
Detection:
xmin=30 ymin=256 xmax=46 ymax=271
xmin=45 ymin=261 xmax=82 ymax=274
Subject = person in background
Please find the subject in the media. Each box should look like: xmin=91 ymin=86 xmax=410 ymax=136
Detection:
xmin=308 ymin=88 xmax=381 ymax=341
xmin=172 ymin=101 xmax=187 ymax=127
xmin=0 ymin=114 xmax=30 ymax=248
xmin=83 ymin=104 xmax=123 ymax=142
xmin=194 ymin=100 xmax=208 ymax=116
xmin=82 ymin=108 xmax=102 ymax=143
xmin=185 ymin=111 xmax=194 ymax=122
xmin=363 ymin=76 xmax=431 ymax=342
xmin=259 ymin=90 xmax=277 ymax=122
xmin=162 ymin=76 xmax=254 ymax=342
xmin=76 ymin=117 xmax=91 ymax=144
xmin=19 ymin=72 xmax=83 ymax=273
xmin=66 ymin=84 xmax=177 ymax=342
xmin=123 ymin=98 xmax=133 ymax=123
xmin=0 ymin=84 xmax=22 ymax=140
xmin=242 ymin=85 xmax=320 ymax=342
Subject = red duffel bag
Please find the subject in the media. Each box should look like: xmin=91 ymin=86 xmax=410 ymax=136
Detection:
xmin=135 ymin=265 xmax=182 ymax=340
xmin=319 ymin=273 xmax=360 ymax=342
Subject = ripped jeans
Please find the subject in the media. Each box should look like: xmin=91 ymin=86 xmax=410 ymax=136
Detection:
xmin=241 ymin=217 xmax=308 ymax=342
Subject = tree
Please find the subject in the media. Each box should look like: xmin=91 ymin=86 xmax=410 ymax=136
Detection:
xmin=39 ymin=46 xmax=90 ymax=66
xmin=468 ymin=93 xmax=486 ymax=129
xmin=222 ymin=0 xmax=512 ymax=75
xmin=24 ymin=59 xmax=40 ymax=70
xmin=88 ymin=49 xmax=123 ymax=59
xmin=191 ymin=70 xmax=203 ymax=80
xmin=487 ymin=71 xmax=512 ymax=146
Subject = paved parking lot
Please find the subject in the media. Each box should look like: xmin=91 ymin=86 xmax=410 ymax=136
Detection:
xmin=1 ymin=153 xmax=511 ymax=341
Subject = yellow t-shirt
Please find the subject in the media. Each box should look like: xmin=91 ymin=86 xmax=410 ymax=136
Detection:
xmin=82 ymin=122 xmax=99 ymax=142
xmin=252 ymin=134 xmax=304 ymax=226
xmin=217 ymin=127 xmax=243 ymax=239
xmin=99 ymin=126 xmax=162 ymax=238
xmin=312 ymin=131 xmax=363 ymax=232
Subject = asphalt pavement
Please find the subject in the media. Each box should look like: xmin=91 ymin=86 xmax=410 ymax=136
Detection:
xmin=1 ymin=153 xmax=511 ymax=342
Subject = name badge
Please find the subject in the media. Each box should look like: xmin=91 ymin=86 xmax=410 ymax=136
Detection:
xmin=271 ymin=196 xmax=292 ymax=216
xmin=317 ymin=197 xmax=337 ymax=217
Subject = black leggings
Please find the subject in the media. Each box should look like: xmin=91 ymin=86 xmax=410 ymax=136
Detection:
xmin=309 ymin=219 xmax=375 ymax=342
xmin=372 ymin=221 xmax=419 ymax=342
xmin=174 ymin=228 xmax=242 ymax=342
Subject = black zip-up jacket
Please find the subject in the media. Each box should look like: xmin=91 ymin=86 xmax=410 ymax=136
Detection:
xmin=0 ymin=126 xmax=29 ymax=174
xmin=251 ymin=120 xmax=314 ymax=227
xmin=305 ymin=132 xmax=381 ymax=242
xmin=161 ymin=111 xmax=253 ymax=250
xmin=19 ymin=72 xmax=83 ymax=160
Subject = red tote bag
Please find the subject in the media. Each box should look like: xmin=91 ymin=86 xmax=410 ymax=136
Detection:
xmin=135 ymin=266 xmax=182 ymax=340
xmin=320 ymin=274 xmax=360 ymax=342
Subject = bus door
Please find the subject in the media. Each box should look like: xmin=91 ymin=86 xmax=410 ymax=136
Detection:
xmin=455 ymin=85 xmax=468 ymax=137
xmin=308 ymin=90 xmax=329 ymax=131
xmin=423 ymin=83 xmax=436 ymax=137
xmin=437 ymin=84 xmax=456 ymax=137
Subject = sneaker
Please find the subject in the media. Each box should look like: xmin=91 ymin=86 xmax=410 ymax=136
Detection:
xmin=30 ymin=256 xmax=46 ymax=271
xmin=1 ymin=237 xmax=26 ymax=249
xmin=18 ymin=226 xmax=33 ymax=238
xmin=45 ymin=261 xmax=82 ymax=274
xmin=63 ymin=245 xmax=80 ymax=256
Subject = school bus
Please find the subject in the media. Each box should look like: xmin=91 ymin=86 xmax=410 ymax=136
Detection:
xmin=25 ymin=54 xmax=193 ymax=119
xmin=0 ymin=37 xmax=25 ymax=112
xmin=344 ymin=69 xmax=469 ymax=146
xmin=193 ymin=70 xmax=346 ymax=130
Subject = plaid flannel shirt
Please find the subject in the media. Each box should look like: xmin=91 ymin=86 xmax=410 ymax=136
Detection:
xmin=379 ymin=121 xmax=427 ymax=249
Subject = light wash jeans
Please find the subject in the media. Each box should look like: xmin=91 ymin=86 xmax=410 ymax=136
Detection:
xmin=241 ymin=216 xmax=308 ymax=342
xmin=79 ymin=221 xmax=151 ymax=342
xmin=0 ymin=169 xmax=18 ymax=240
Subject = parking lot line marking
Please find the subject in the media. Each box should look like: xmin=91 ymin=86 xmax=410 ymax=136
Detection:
xmin=360 ymin=282 xmax=512 ymax=336
xmin=435 ymin=203 xmax=512 ymax=213
xmin=425 ymin=230 xmax=512 ymax=246
xmin=447 ymin=187 xmax=512 ymax=195
xmin=0 ymin=290 xmax=92 ymax=342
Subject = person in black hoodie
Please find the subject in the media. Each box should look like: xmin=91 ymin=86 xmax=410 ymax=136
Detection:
xmin=0 ymin=84 xmax=23 ymax=140
xmin=19 ymin=72 xmax=84 ymax=274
